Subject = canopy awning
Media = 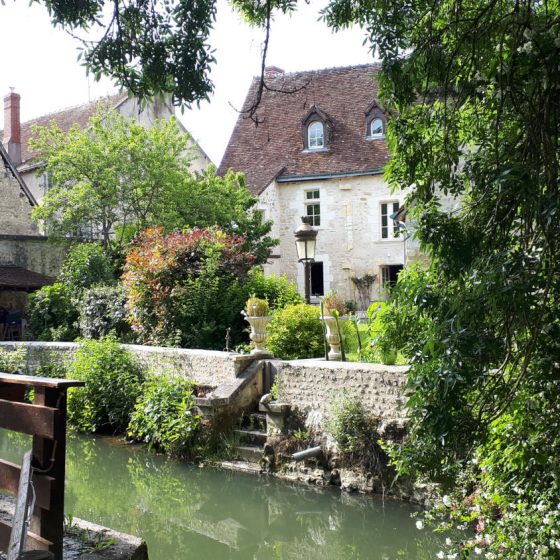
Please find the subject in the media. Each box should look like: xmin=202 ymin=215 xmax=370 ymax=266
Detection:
xmin=0 ymin=266 xmax=54 ymax=292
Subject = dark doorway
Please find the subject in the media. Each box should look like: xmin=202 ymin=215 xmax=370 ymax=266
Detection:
xmin=381 ymin=265 xmax=403 ymax=289
xmin=310 ymin=262 xmax=324 ymax=296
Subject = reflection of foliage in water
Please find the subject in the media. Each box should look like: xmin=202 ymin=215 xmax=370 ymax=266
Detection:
xmin=1 ymin=430 xmax=445 ymax=560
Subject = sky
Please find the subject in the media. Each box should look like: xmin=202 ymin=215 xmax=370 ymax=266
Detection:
xmin=0 ymin=0 xmax=376 ymax=165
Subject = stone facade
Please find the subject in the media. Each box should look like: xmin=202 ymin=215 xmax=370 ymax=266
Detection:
xmin=260 ymin=174 xmax=419 ymax=303
xmin=0 ymin=156 xmax=36 ymax=236
xmin=270 ymin=359 xmax=408 ymax=430
xmin=0 ymin=235 xmax=66 ymax=278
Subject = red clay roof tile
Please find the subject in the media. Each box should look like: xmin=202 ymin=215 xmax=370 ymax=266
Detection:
xmin=218 ymin=64 xmax=389 ymax=195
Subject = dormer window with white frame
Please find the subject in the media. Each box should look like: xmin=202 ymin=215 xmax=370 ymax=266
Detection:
xmin=369 ymin=118 xmax=384 ymax=139
xmin=365 ymin=100 xmax=386 ymax=140
xmin=307 ymin=121 xmax=325 ymax=149
xmin=302 ymin=105 xmax=332 ymax=151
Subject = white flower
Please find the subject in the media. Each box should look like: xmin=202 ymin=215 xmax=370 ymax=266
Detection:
xmin=445 ymin=538 xmax=452 ymax=546
xmin=474 ymin=548 xmax=482 ymax=555
xmin=436 ymin=552 xmax=445 ymax=559
xmin=442 ymin=495 xmax=452 ymax=507
xmin=416 ymin=520 xmax=424 ymax=530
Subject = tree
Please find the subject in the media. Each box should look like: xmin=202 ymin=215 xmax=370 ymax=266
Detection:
xmin=353 ymin=1 xmax=560 ymax=556
xmin=123 ymin=227 xmax=256 ymax=349
xmin=31 ymin=111 xmax=191 ymax=250
xmin=31 ymin=111 xmax=275 ymax=261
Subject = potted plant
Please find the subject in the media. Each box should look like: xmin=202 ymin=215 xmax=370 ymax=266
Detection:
xmin=321 ymin=292 xmax=346 ymax=361
xmin=243 ymin=296 xmax=272 ymax=356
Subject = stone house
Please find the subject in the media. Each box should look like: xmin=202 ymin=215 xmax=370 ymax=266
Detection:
xmin=219 ymin=64 xmax=419 ymax=306
xmin=2 ymin=90 xmax=212 ymax=203
xmin=0 ymin=142 xmax=61 ymax=323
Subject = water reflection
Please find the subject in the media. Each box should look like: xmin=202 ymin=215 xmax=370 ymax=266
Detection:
xmin=0 ymin=431 xmax=441 ymax=560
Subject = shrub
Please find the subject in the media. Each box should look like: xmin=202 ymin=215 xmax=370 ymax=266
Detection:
xmin=0 ymin=346 xmax=27 ymax=374
xmin=123 ymin=227 xmax=255 ymax=349
xmin=326 ymin=391 xmax=384 ymax=470
xmin=266 ymin=304 xmax=324 ymax=360
xmin=67 ymin=337 xmax=144 ymax=433
xmin=60 ymin=243 xmax=115 ymax=294
xmin=244 ymin=296 xmax=269 ymax=316
xmin=245 ymin=269 xmax=303 ymax=310
xmin=128 ymin=375 xmax=200 ymax=456
xmin=322 ymin=291 xmax=346 ymax=315
xmin=27 ymin=283 xmax=79 ymax=341
xmin=79 ymin=285 xmax=131 ymax=340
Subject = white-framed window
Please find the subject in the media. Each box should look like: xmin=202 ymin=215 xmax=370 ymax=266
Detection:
xmin=307 ymin=121 xmax=324 ymax=149
xmin=381 ymin=201 xmax=400 ymax=239
xmin=305 ymin=189 xmax=321 ymax=227
xmin=369 ymin=117 xmax=385 ymax=138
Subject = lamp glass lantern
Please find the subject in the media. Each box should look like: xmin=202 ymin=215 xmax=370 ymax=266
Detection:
xmin=294 ymin=217 xmax=318 ymax=303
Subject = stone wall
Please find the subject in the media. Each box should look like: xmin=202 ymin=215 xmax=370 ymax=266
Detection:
xmin=0 ymin=235 xmax=67 ymax=277
xmin=0 ymin=165 xmax=37 ymax=236
xmin=259 ymin=174 xmax=416 ymax=304
xmin=270 ymin=359 xmax=408 ymax=430
xmin=0 ymin=341 xmax=255 ymax=387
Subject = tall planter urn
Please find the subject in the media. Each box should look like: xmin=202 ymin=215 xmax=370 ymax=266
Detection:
xmin=323 ymin=315 xmax=342 ymax=360
xmin=246 ymin=315 xmax=272 ymax=357
xmin=244 ymin=296 xmax=272 ymax=357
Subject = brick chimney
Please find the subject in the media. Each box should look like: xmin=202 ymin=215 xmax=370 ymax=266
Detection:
xmin=264 ymin=66 xmax=285 ymax=78
xmin=3 ymin=90 xmax=22 ymax=165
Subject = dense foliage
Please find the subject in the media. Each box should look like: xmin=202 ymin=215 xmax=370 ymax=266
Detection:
xmin=31 ymin=112 xmax=274 ymax=260
xmin=358 ymin=0 xmax=560 ymax=555
xmin=0 ymin=346 xmax=26 ymax=374
xmin=59 ymin=243 xmax=116 ymax=293
xmin=31 ymin=113 xmax=193 ymax=251
xmin=266 ymin=304 xmax=324 ymax=360
xmin=128 ymin=375 xmax=201 ymax=456
xmin=123 ymin=227 xmax=255 ymax=349
xmin=245 ymin=269 xmax=302 ymax=310
xmin=27 ymin=283 xmax=79 ymax=342
xmin=78 ymin=285 xmax=131 ymax=340
xmin=67 ymin=337 xmax=144 ymax=433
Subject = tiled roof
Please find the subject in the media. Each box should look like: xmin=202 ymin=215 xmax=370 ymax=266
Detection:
xmin=0 ymin=266 xmax=54 ymax=291
xmin=218 ymin=64 xmax=390 ymax=195
xmin=11 ymin=93 xmax=128 ymax=168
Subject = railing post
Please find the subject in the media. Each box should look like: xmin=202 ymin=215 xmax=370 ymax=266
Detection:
xmin=31 ymin=387 xmax=66 ymax=560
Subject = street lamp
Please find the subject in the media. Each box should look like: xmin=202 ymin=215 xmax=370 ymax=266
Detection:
xmin=294 ymin=216 xmax=318 ymax=304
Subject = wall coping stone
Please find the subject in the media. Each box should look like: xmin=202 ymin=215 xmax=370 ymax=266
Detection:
xmin=283 ymin=359 xmax=409 ymax=374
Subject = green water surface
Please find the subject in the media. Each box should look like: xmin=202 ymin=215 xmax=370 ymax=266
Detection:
xmin=0 ymin=430 xmax=441 ymax=559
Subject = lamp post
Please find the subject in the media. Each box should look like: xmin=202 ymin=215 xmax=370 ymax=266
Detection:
xmin=294 ymin=216 xmax=318 ymax=304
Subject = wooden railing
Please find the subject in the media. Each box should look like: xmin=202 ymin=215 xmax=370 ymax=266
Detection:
xmin=0 ymin=372 xmax=84 ymax=560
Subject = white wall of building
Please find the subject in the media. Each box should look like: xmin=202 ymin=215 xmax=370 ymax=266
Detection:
xmin=260 ymin=173 xmax=414 ymax=306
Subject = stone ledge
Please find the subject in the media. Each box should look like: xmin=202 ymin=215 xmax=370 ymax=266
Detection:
xmin=0 ymin=496 xmax=148 ymax=559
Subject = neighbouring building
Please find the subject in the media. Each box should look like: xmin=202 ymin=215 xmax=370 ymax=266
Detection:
xmin=2 ymin=90 xmax=212 ymax=203
xmin=0 ymin=142 xmax=62 ymax=330
xmin=219 ymin=64 xmax=421 ymax=306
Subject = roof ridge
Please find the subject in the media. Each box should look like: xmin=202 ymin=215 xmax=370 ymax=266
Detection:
xmin=20 ymin=91 xmax=128 ymax=127
xmin=256 ymin=62 xmax=382 ymax=80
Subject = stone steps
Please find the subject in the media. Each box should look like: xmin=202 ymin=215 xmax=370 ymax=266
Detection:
xmin=235 ymin=429 xmax=267 ymax=446
xmin=235 ymin=412 xmax=267 ymax=463
xmin=237 ymin=445 xmax=264 ymax=463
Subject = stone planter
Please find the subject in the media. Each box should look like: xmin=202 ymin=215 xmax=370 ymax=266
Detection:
xmin=323 ymin=315 xmax=342 ymax=360
xmin=245 ymin=315 xmax=272 ymax=357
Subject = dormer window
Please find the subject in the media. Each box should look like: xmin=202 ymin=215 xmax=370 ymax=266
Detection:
xmin=365 ymin=100 xmax=386 ymax=140
xmin=302 ymin=105 xmax=332 ymax=151
xmin=308 ymin=121 xmax=325 ymax=149
xmin=369 ymin=118 xmax=384 ymax=138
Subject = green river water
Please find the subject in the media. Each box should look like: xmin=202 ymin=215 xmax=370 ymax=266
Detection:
xmin=0 ymin=430 xmax=442 ymax=559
